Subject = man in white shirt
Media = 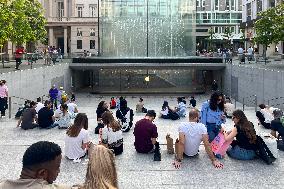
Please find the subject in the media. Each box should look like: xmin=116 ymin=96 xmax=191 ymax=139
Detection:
xmin=35 ymin=97 xmax=44 ymax=113
xmin=173 ymin=109 xmax=223 ymax=169
xmin=237 ymin=46 xmax=245 ymax=64
xmin=247 ymin=46 xmax=254 ymax=62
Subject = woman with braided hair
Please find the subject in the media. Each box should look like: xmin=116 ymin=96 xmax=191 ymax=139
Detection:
xmin=223 ymin=109 xmax=257 ymax=160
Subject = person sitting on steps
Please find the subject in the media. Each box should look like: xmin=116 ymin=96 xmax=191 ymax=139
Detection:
xmin=173 ymin=108 xmax=223 ymax=169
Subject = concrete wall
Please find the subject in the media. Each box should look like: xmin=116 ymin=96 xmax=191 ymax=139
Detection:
xmin=223 ymin=64 xmax=284 ymax=108
xmin=0 ymin=63 xmax=71 ymax=101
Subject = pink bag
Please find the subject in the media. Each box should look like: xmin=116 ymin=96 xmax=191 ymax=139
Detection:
xmin=211 ymin=133 xmax=232 ymax=156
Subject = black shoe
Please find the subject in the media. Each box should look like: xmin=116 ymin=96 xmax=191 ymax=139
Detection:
xmin=153 ymin=142 xmax=161 ymax=161
xmin=154 ymin=151 xmax=161 ymax=161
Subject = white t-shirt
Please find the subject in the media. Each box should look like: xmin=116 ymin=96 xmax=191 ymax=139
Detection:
xmin=35 ymin=102 xmax=44 ymax=113
xmin=161 ymin=107 xmax=169 ymax=116
xmin=178 ymin=122 xmax=207 ymax=156
xmin=260 ymin=109 xmax=274 ymax=123
xmin=65 ymin=129 xmax=89 ymax=159
xmin=101 ymin=126 xmax=123 ymax=148
xmin=67 ymin=102 xmax=77 ymax=114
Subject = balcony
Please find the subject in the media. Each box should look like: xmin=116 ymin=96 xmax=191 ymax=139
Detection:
xmin=47 ymin=17 xmax=98 ymax=26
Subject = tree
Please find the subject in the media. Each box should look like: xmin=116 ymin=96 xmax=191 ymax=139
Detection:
xmin=254 ymin=3 xmax=284 ymax=63
xmin=207 ymin=27 xmax=215 ymax=51
xmin=222 ymin=27 xmax=233 ymax=49
xmin=0 ymin=0 xmax=46 ymax=50
xmin=0 ymin=0 xmax=14 ymax=52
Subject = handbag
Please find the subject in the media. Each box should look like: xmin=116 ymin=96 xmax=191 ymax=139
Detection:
xmin=277 ymin=135 xmax=284 ymax=151
xmin=211 ymin=133 xmax=232 ymax=156
xmin=118 ymin=109 xmax=130 ymax=132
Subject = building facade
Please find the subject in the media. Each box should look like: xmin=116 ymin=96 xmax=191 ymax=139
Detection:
xmin=39 ymin=0 xmax=99 ymax=56
xmin=196 ymin=0 xmax=243 ymax=51
xmin=241 ymin=0 xmax=283 ymax=55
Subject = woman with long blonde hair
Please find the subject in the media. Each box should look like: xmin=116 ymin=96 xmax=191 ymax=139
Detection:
xmin=65 ymin=113 xmax=90 ymax=160
xmin=82 ymin=145 xmax=118 ymax=189
xmin=101 ymin=111 xmax=123 ymax=155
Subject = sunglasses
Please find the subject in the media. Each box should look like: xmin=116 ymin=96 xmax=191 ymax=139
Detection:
xmin=232 ymin=116 xmax=236 ymax=120
xmin=217 ymin=98 xmax=223 ymax=101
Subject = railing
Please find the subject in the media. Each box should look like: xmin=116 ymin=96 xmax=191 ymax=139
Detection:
xmin=267 ymin=97 xmax=284 ymax=110
xmin=8 ymin=94 xmax=49 ymax=119
xmin=47 ymin=17 xmax=98 ymax=23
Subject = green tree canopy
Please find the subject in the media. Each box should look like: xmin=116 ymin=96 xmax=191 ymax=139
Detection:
xmin=254 ymin=3 xmax=284 ymax=49
xmin=0 ymin=0 xmax=46 ymax=47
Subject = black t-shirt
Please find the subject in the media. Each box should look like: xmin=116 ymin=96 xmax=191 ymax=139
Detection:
xmin=96 ymin=108 xmax=108 ymax=120
xmin=38 ymin=107 xmax=54 ymax=128
xmin=271 ymin=118 xmax=284 ymax=137
xmin=235 ymin=123 xmax=256 ymax=150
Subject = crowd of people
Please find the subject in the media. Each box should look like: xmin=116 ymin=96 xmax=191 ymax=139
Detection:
xmin=2 ymin=88 xmax=284 ymax=188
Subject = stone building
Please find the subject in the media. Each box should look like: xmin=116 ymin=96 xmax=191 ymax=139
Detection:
xmin=40 ymin=0 xmax=99 ymax=56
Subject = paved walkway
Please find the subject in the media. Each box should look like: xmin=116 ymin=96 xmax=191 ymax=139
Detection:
xmin=0 ymin=94 xmax=283 ymax=188
xmin=0 ymin=59 xmax=71 ymax=74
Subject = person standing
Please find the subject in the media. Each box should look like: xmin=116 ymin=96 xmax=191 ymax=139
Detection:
xmin=200 ymin=92 xmax=226 ymax=142
xmin=49 ymin=85 xmax=58 ymax=109
xmin=237 ymin=46 xmax=245 ymax=64
xmin=15 ymin=46 xmax=25 ymax=70
xmin=211 ymin=80 xmax=218 ymax=91
xmin=173 ymin=109 xmax=223 ymax=169
xmin=0 ymin=80 xmax=8 ymax=118
xmin=247 ymin=46 xmax=254 ymax=63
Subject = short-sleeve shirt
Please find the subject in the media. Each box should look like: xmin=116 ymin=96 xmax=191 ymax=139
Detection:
xmin=134 ymin=118 xmax=158 ymax=153
xmin=38 ymin=107 xmax=54 ymax=128
xmin=65 ymin=129 xmax=89 ymax=159
xmin=21 ymin=108 xmax=37 ymax=129
xmin=67 ymin=102 xmax=77 ymax=114
xmin=102 ymin=126 xmax=123 ymax=149
xmin=179 ymin=122 xmax=207 ymax=156
xmin=271 ymin=118 xmax=284 ymax=137
xmin=35 ymin=102 xmax=44 ymax=113
xmin=96 ymin=108 xmax=108 ymax=120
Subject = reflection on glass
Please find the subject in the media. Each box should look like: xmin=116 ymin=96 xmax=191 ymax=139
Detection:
xmin=100 ymin=0 xmax=196 ymax=57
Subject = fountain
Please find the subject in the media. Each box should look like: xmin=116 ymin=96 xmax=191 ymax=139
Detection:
xmin=100 ymin=0 xmax=196 ymax=57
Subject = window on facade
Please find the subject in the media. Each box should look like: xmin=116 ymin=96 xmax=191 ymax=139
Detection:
xmin=247 ymin=3 xmax=251 ymax=17
xmin=89 ymin=4 xmax=97 ymax=17
xmin=231 ymin=26 xmax=235 ymax=33
xmin=257 ymin=0 xmax=262 ymax=12
xmin=196 ymin=0 xmax=200 ymax=7
xmin=215 ymin=0 xmax=219 ymax=11
xmin=90 ymin=40 xmax=96 ymax=49
xmin=90 ymin=28 xmax=96 ymax=36
xmin=77 ymin=6 xmax=83 ymax=17
xmin=58 ymin=2 xmax=64 ymax=18
xmin=77 ymin=28 xmax=82 ymax=36
xmin=215 ymin=27 xmax=218 ymax=33
xmin=201 ymin=0 xmax=205 ymax=10
xmin=269 ymin=0 xmax=275 ymax=7
xmin=225 ymin=0 xmax=230 ymax=10
xmin=77 ymin=40 xmax=82 ymax=49
xmin=231 ymin=0 xmax=235 ymax=10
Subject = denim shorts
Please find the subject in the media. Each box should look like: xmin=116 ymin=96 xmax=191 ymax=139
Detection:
xmin=227 ymin=145 xmax=256 ymax=160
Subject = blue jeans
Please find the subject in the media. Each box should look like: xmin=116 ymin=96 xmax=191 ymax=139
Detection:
xmin=206 ymin=123 xmax=221 ymax=142
xmin=45 ymin=122 xmax=59 ymax=129
xmin=227 ymin=145 xmax=256 ymax=160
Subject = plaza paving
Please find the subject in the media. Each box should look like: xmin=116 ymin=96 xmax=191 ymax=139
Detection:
xmin=0 ymin=94 xmax=284 ymax=188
